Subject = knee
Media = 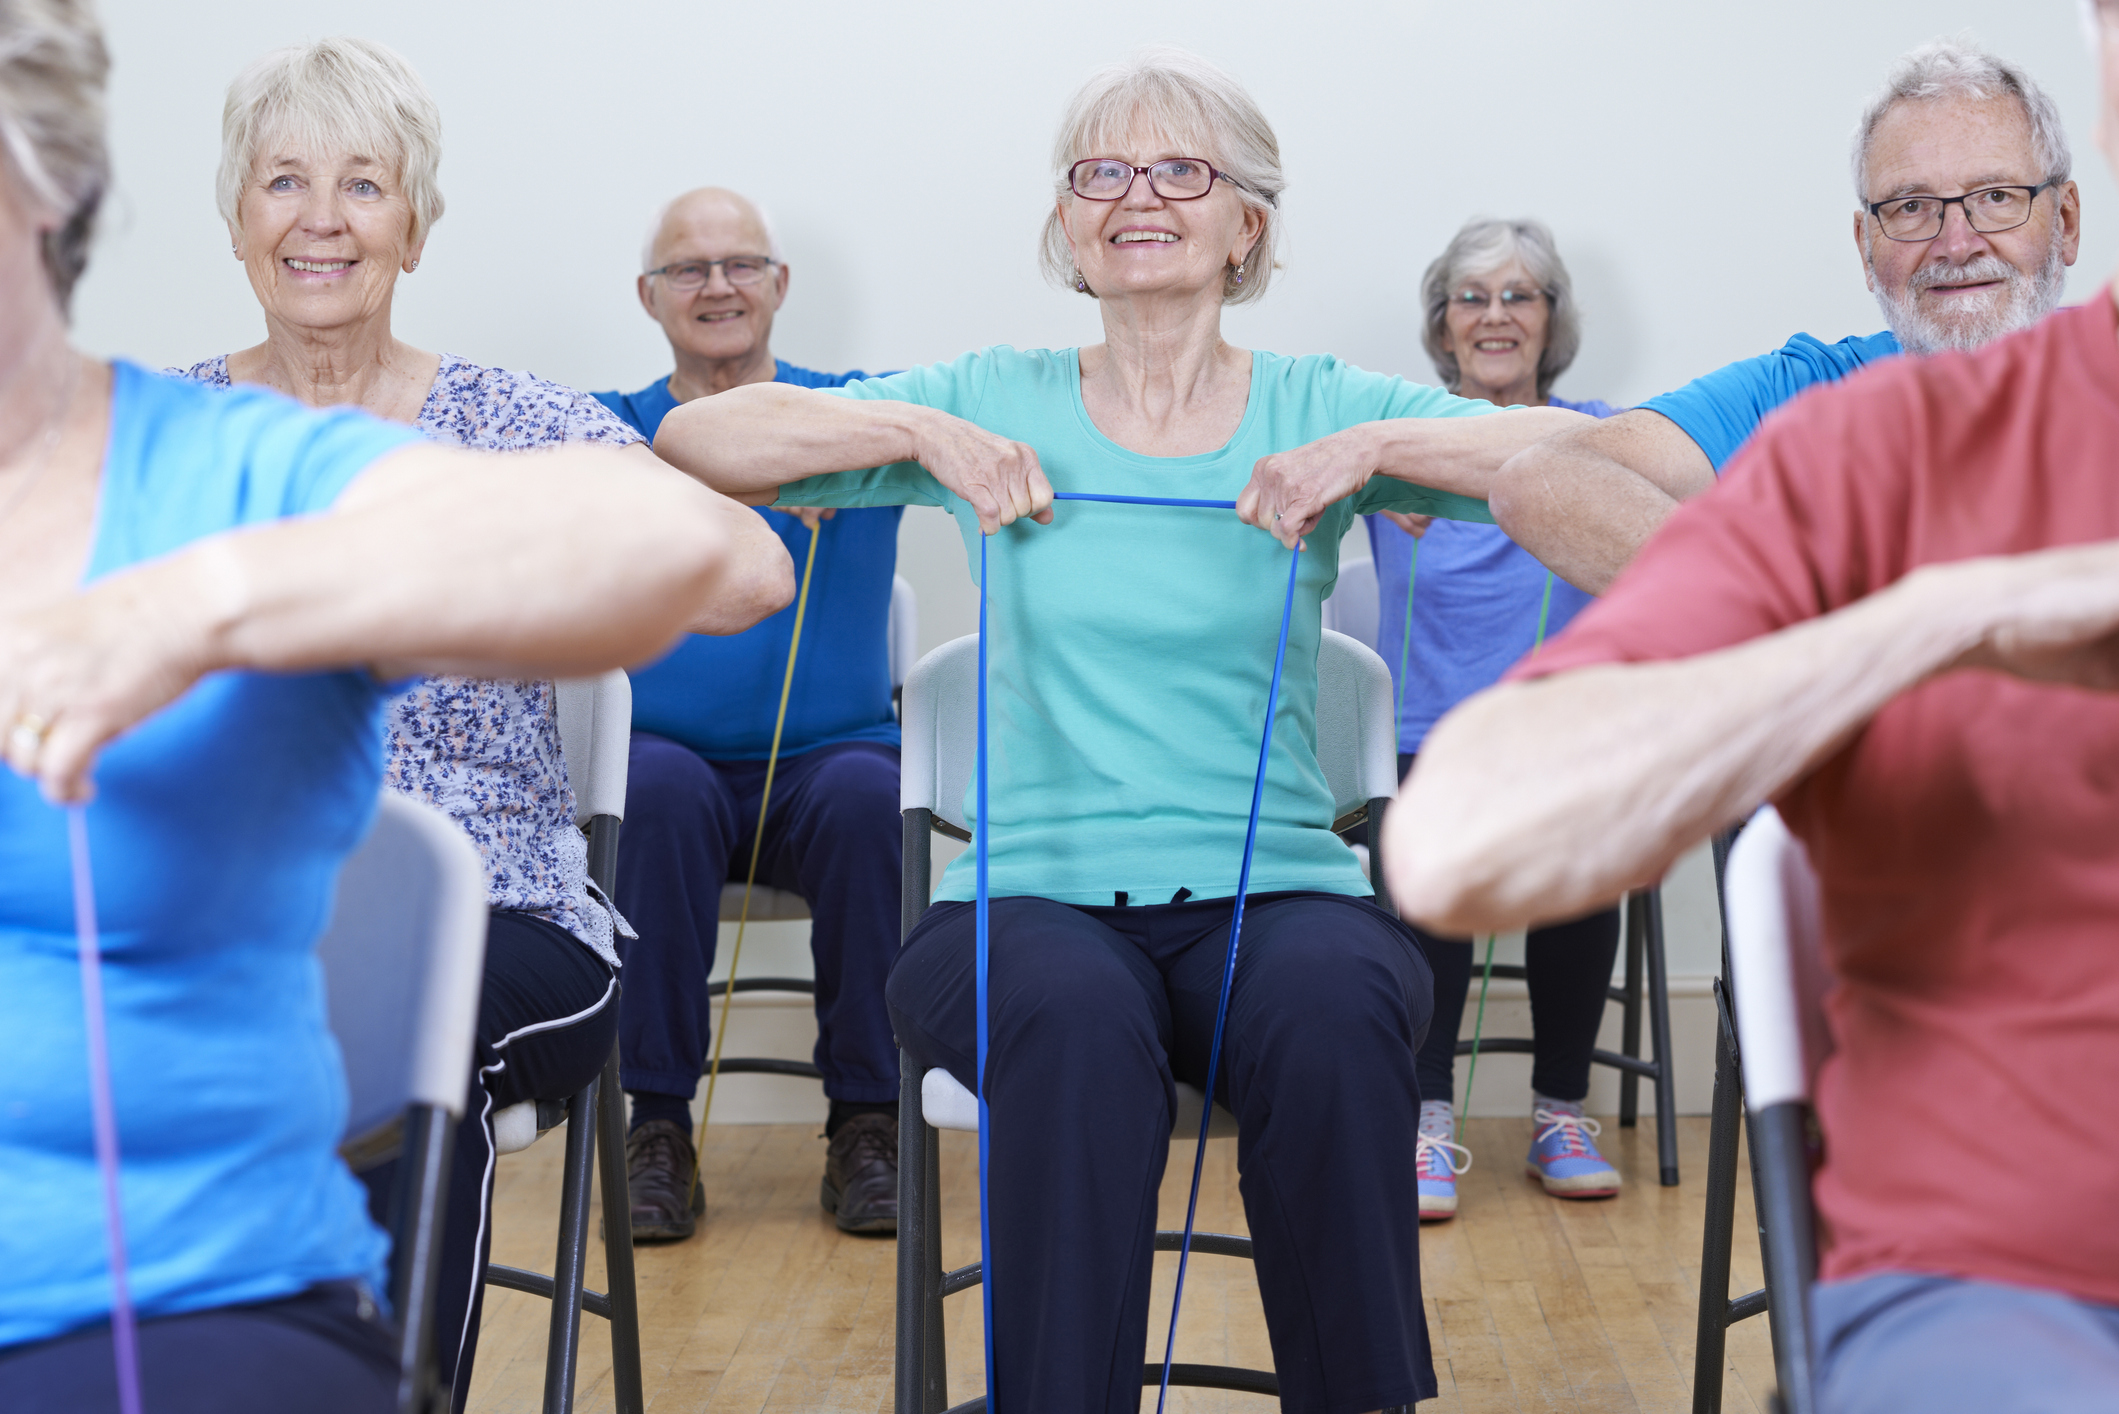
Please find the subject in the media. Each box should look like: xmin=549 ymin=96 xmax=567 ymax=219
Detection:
xmin=624 ymin=735 xmax=732 ymax=831
xmin=1246 ymin=907 xmax=1431 ymax=1054
xmin=805 ymin=747 xmax=902 ymax=827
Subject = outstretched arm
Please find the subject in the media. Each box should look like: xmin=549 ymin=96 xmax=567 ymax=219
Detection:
xmin=1 ymin=439 xmax=789 ymax=801
xmin=654 ymin=382 xmax=1053 ymax=534
xmin=1385 ymin=540 xmax=2119 ymax=934
xmin=1487 ymin=410 xmax=1716 ymax=594
xmin=1237 ymin=405 xmax=1589 ymax=549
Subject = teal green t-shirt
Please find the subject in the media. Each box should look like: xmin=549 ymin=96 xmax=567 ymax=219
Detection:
xmin=784 ymin=345 xmax=1495 ymax=906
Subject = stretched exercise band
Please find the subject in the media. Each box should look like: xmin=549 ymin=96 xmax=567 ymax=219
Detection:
xmin=1456 ymin=570 xmax=1559 ymax=1137
xmin=692 ymin=514 xmax=824 ymax=1203
xmin=69 ymin=804 xmax=144 ymax=1414
xmin=973 ymin=492 xmax=1300 ymax=1412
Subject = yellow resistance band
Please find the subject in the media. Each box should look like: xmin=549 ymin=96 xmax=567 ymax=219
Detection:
xmin=689 ymin=518 xmax=823 ymax=1207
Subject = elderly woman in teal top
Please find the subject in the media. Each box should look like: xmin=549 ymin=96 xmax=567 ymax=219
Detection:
xmin=0 ymin=5 xmax=780 ymax=1410
xmin=655 ymin=49 xmax=1586 ymax=1414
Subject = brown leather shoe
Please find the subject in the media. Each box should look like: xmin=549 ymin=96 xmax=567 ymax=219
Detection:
xmin=820 ymin=1112 xmax=898 ymax=1235
xmin=625 ymin=1119 xmax=704 ymax=1243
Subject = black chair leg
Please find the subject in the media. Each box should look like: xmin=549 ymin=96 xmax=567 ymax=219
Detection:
xmin=920 ymin=1116 xmax=946 ymax=1412
xmin=1692 ymin=988 xmax=1745 ymax=1414
xmin=594 ymin=1047 xmax=644 ymax=1414
xmin=895 ymin=1054 xmax=928 ymax=1414
xmin=1619 ymin=891 xmax=1646 ymax=1129
xmin=542 ymin=1076 xmax=598 ymax=1414
xmin=1644 ymin=888 xmax=1681 ymax=1186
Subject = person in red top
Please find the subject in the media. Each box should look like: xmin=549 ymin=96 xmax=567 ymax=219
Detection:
xmin=1385 ymin=7 xmax=2119 ymax=1407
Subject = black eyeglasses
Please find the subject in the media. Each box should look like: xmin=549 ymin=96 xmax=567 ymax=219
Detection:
xmin=1069 ymin=157 xmax=1233 ymax=202
xmin=644 ymin=256 xmax=777 ymax=290
xmin=1865 ymin=181 xmax=2058 ymax=242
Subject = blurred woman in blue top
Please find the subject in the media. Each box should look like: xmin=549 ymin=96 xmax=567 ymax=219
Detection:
xmin=1368 ymin=218 xmax=1626 ymax=1224
xmin=0 ymin=7 xmax=783 ymax=1409
xmin=654 ymin=48 xmax=1593 ymax=1414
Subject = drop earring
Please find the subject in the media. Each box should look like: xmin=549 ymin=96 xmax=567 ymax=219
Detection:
xmin=1073 ymin=268 xmax=1089 ymax=293
xmin=1233 ymin=261 xmax=1246 ymax=287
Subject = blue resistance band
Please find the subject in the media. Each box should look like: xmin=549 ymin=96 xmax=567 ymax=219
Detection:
xmin=974 ymin=491 xmax=1300 ymax=1411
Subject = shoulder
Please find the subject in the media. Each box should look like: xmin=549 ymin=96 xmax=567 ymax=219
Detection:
xmin=822 ymin=345 xmax=1060 ymax=408
xmin=169 ymin=354 xmax=233 ymax=387
xmin=1259 ymin=351 xmax=1488 ymax=420
xmin=1769 ymin=329 xmax=1904 ymax=382
xmin=421 ymin=355 xmax=643 ymax=450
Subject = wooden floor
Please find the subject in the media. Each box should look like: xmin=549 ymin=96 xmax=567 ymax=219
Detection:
xmin=469 ymin=1115 xmax=1777 ymax=1412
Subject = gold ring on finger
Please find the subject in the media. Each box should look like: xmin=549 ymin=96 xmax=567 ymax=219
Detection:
xmin=9 ymin=714 xmax=51 ymax=759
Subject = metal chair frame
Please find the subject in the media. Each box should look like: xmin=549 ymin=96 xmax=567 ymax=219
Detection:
xmin=893 ymin=629 xmax=1402 ymax=1413
xmin=479 ymin=673 xmax=646 ymax=1414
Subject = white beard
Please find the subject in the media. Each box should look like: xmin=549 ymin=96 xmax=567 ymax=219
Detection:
xmin=1871 ymin=228 xmax=2068 ymax=355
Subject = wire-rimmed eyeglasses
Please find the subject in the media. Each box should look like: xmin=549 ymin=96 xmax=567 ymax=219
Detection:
xmin=1865 ymin=181 xmax=2059 ymax=242
xmin=644 ymin=256 xmax=778 ymax=290
xmin=1069 ymin=157 xmax=1233 ymax=202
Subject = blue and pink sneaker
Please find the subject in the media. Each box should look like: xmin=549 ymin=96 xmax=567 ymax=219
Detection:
xmin=1416 ymin=1130 xmax=1473 ymax=1220
xmin=1525 ymin=1105 xmax=1621 ymax=1198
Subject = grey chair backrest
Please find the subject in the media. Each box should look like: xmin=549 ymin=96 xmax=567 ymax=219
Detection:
xmin=555 ymin=671 xmax=633 ymax=829
xmin=320 ymin=792 xmax=489 ymax=1151
xmin=889 ymin=573 xmax=918 ymax=692
xmin=1321 ymin=553 xmax=1379 ymax=654
xmin=900 ymin=628 xmax=1398 ymax=835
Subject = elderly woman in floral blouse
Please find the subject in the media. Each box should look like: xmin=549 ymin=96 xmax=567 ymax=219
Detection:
xmin=181 ymin=37 xmax=788 ymax=1409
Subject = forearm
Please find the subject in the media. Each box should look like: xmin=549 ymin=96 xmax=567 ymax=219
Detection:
xmin=190 ymin=443 xmax=762 ymax=678
xmin=1365 ymin=406 xmax=1591 ymax=500
xmin=653 ymin=382 xmax=931 ymax=503
xmin=1388 ymin=566 xmax=1984 ymax=932
xmin=1489 ymin=451 xmax=1683 ymax=594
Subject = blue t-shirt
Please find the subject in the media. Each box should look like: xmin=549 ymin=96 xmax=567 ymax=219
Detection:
xmin=0 ymin=364 xmax=422 ymax=1347
xmin=1639 ymin=330 xmax=1903 ymax=471
xmin=786 ymin=345 xmax=1495 ymax=906
xmin=1368 ymin=395 xmax=1617 ymax=755
xmin=594 ymin=363 xmax=904 ymax=760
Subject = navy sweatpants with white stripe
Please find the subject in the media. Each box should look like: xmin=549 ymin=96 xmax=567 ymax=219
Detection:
xmin=359 ymin=909 xmax=618 ymax=1412
xmin=887 ymin=890 xmax=1438 ymax=1414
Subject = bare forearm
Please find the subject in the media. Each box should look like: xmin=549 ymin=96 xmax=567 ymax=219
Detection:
xmin=190 ymin=444 xmax=760 ymax=678
xmin=654 ymin=382 xmax=930 ymax=503
xmin=1388 ymin=567 xmax=1982 ymax=932
xmin=1490 ymin=453 xmax=1682 ymax=593
xmin=1365 ymin=406 xmax=1591 ymax=500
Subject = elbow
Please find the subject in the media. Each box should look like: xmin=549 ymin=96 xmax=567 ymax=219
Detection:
xmin=1486 ymin=444 xmax=1543 ymax=544
xmin=689 ymin=517 xmax=794 ymax=636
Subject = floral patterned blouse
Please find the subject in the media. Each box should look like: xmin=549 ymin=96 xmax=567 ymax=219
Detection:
xmin=180 ymin=353 xmax=640 ymax=966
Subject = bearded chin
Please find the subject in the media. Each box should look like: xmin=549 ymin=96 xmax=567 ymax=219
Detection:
xmin=1873 ymin=232 xmax=2068 ymax=356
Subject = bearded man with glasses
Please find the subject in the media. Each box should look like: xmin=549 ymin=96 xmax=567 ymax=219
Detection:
xmin=593 ymin=188 xmax=907 ymax=1242
xmin=1490 ymin=38 xmax=2081 ymax=595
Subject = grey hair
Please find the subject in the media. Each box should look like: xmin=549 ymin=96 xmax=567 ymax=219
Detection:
xmin=638 ymin=189 xmax=785 ymax=272
xmin=217 ymin=37 xmax=445 ymax=251
xmin=1419 ymin=217 xmax=1581 ymax=400
xmin=0 ymin=0 xmax=108 ymax=313
xmin=1038 ymin=46 xmax=1283 ymax=305
xmin=1851 ymin=37 xmax=2070 ymax=200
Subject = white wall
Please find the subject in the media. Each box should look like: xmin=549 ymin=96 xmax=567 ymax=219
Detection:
xmin=74 ymin=0 xmax=2114 ymax=1002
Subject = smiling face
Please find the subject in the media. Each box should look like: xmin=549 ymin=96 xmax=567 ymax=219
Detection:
xmin=638 ymin=189 xmax=787 ymax=370
xmin=1059 ymin=124 xmax=1264 ymax=309
xmin=1856 ymin=93 xmax=2080 ymax=354
xmin=1444 ymin=256 xmax=1549 ymax=405
xmin=233 ymin=143 xmax=419 ymax=338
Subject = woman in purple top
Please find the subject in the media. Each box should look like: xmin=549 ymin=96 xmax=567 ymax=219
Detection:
xmin=181 ymin=37 xmax=787 ymax=1410
xmin=1371 ymin=218 xmax=1625 ymax=1220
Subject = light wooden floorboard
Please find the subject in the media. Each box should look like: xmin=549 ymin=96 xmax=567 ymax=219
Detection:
xmin=468 ymin=1115 xmax=1775 ymax=1412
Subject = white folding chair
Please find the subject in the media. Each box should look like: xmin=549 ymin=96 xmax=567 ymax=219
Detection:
xmin=478 ymin=671 xmax=644 ymax=1414
xmin=702 ymin=574 xmax=922 ymax=1083
xmin=321 ymin=792 xmax=488 ymax=1414
xmin=1716 ymin=807 xmax=1827 ymax=1414
xmin=892 ymin=628 xmax=1402 ymax=1410
xmin=1320 ymin=552 xmax=1379 ymax=652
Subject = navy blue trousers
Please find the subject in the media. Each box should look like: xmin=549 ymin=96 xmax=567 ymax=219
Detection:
xmin=615 ymin=733 xmax=901 ymax=1104
xmin=1398 ymin=753 xmax=1621 ymax=1104
xmin=888 ymin=891 xmax=1438 ymax=1414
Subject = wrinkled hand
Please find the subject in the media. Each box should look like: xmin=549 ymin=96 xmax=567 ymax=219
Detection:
xmin=1379 ymin=510 xmax=1435 ymax=540
xmin=1237 ymin=426 xmax=1379 ymax=549
xmin=773 ymin=505 xmax=838 ymax=531
xmin=913 ymin=409 xmax=1053 ymax=535
xmin=1 ymin=561 xmax=218 ymax=803
xmin=1953 ymin=541 xmax=2119 ymax=692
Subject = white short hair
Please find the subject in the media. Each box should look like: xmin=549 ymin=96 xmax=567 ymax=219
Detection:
xmin=1851 ymin=37 xmax=2070 ymax=200
xmin=638 ymin=191 xmax=785 ymax=272
xmin=1420 ymin=217 xmax=1582 ymax=400
xmin=0 ymin=0 xmax=108 ymax=311
xmin=217 ymin=37 xmax=445 ymax=248
xmin=1038 ymin=47 xmax=1283 ymax=306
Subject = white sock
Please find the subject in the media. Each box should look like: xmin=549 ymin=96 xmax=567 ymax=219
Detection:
xmin=1533 ymin=1091 xmax=1584 ymax=1118
xmin=1419 ymin=1100 xmax=1455 ymax=1139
